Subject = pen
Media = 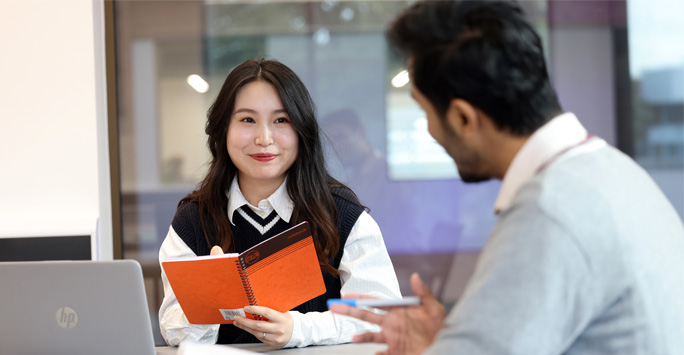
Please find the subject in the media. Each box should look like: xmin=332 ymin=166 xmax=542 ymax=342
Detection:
xmin=327 ymin=296 xmax=422 ymax=308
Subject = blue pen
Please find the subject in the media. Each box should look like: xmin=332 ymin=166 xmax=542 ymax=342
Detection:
xmin=327 ymin=296 xmax=422 ymax=308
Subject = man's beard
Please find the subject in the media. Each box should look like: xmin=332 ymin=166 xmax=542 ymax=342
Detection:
xmin=458 ymin=170 xmax=492 ymax=183
xmin=441 ymin=122 xmax=492 ymax=184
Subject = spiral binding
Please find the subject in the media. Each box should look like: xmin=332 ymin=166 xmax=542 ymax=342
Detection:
xmin=236 ymin=258 xmax=260 ymax=320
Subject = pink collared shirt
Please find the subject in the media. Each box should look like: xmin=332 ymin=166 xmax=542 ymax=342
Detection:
xmin=494 ymin=113 xmax=606 ymax=214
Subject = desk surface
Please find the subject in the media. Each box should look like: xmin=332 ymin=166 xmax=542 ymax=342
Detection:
xmin=156 ymin=343 xmax=387 ymax=354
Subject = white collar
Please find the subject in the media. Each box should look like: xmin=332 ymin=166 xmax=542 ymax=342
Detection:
xmin=226 ymin=176 xmax=294 ymax=225
xmin=493 ymin=113 xmax=588 ymax=214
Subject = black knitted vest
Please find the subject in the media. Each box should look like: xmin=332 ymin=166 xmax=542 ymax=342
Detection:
xmin=170 ymin=188 xmax=364 ymax=344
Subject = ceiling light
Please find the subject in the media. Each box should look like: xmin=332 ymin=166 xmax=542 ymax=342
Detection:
xmin=391 ymin=70 xmax=409 ymax=88
xmin=186 ymin=74 xmax=209 ymax=93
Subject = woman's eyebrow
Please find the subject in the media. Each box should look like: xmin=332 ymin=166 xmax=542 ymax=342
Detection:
xmin=233 ymin=108 xmax=256 ymax=114
xmin=233 ymin=108 xmax=288 ymax=114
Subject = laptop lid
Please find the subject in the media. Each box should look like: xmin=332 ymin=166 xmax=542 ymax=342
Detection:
xmin=0 ymin=260 xmax=156 ymax=355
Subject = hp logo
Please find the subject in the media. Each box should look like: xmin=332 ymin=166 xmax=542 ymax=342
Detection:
xmin=56 ymin=306 xmax=79 ymax=329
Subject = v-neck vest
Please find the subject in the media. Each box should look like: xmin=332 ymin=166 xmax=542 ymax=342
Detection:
xmin=170 ymin=188 xmax=364 ymax=344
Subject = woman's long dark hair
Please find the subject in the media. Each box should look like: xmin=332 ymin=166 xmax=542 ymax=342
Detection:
xmin=181 ymin=58 xmax=356 ymax=275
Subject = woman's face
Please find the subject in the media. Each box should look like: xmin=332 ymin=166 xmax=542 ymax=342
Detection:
xmin=227 ymin=80 xmax=299 ymax=188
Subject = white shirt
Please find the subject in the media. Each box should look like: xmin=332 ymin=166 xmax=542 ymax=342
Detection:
xmin=158 ymin=178 xmax=402 ymax=347
xmin=494 ymin=112 xmax=606 ymax=214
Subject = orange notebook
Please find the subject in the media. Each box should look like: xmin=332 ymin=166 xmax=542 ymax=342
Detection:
xmin=161 ymin=221 xmax=326 ymax=324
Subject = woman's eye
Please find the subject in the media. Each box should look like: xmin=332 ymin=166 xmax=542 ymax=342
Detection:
xmin=240 ymin=117 xmax=255 ymax=123
xmin=275 ymin=117 xmax=289 ymax=124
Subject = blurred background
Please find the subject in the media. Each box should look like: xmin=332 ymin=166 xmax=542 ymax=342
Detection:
xmin=110 ymin=0 xmax=683 ymax=344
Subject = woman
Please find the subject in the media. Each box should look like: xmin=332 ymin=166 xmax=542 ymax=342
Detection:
xmin=158 ymin=58 xmax=401 ymax=348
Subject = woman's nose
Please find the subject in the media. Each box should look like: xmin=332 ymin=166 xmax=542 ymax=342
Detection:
xmin=255 ymin=125 xmax=273 ymax=146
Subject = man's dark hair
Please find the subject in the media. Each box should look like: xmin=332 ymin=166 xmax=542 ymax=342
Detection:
xmin=388 ymin=0 xmax=562 ymax=135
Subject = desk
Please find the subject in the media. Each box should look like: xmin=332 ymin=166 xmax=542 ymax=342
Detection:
xmin=156 ymin=343 xmax=387 ymax=354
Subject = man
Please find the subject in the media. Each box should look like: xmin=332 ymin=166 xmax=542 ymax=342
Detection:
xmin=330 ymin=1 xmax=684 ymax=354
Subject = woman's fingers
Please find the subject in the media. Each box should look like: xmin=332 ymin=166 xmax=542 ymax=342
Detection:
xmin=233 ymin=306 xmax=293 ymax=348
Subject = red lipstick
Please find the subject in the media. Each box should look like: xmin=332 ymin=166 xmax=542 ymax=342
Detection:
xmin=251 ymin=153 xmax=276 ymax=162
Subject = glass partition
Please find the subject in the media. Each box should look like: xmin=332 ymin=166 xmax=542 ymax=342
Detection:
xmin=627 ymin=0 xmax=684 ymax=216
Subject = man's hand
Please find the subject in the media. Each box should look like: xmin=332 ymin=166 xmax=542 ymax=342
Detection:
xmin=330 ymin=273 xmax=446 ymax=355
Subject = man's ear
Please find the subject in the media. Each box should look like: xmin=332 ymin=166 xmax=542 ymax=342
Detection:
xmin=446 ymin=98 xmax=479 ymax=139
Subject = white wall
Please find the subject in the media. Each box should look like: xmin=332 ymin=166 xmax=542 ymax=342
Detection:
xmin=0 ymin=0 xmax=111 ymax=259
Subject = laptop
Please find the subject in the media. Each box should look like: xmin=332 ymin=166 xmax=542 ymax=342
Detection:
xmin=0 ymin=260 xmax=156 ymax=355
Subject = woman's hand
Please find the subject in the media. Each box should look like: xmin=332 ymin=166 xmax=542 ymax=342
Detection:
xmin=212 ymin=245 xmax=294 ymax=347
xmin=232 ymin=306 xmax=294 ymax=348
